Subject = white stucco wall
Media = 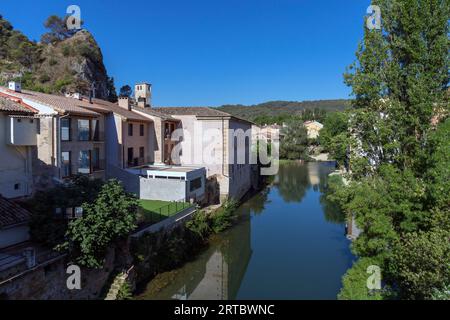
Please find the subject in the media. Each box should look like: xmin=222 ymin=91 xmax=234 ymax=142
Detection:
xmin=0 ymin=114 xmax=33 ymax=198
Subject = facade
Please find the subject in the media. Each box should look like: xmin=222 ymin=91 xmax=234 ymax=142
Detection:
xmin=83 ymin=97 xmax=154 ymax=169
xmin=0 ymin=85 xmax=106 ymax=187
xmin=154 ymin=107 xmax=254 ymax=201
xmin=304 ymin=120 xmax=323 ymax=139
xmin=0 ymin=97 xmax=37 ymax=198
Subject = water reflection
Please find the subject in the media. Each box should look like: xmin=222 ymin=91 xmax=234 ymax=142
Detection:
xmin=137 ymin=162 xmax=353 ymax=300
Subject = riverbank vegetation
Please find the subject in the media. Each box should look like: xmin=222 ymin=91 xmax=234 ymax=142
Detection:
xmin=327 ymin=0 xmax=449 ymax=300
xmin=57 ymin=180 xmax=138 ymax=268
xmin=26 ymin=178 xmax=138 ymax=269
xmin=131 ymin=199 xmax=240 ymax=292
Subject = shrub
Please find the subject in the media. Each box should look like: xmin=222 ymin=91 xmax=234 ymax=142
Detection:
xmin=338 ymin=257 xmax=390 ymax=300
xmin=57 ymin=180 xmax=138 ymax=269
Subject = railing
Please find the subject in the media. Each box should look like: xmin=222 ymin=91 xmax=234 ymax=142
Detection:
xmin=142 ymin=198 xmax=194 ymax=225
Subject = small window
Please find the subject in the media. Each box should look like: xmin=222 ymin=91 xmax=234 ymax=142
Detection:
xmin=140 ymin=124 xmax=144 ymax=136
xmin=61 ymin=118 xmax=71 ymax=141
xmin=74 ymin=207 xmax=83 ymax=218
xmin=77 ymin=119 xmax=90 ymax=141
xmin=190 ymin=177 xmax=202 ymax=192
xmin=29 ymin=119 xmax=34 ymax=124
xmin=14 ymin=183 xmax=20 ymax=190
xmin=139 ymin=147 xmax=145 ymax=159
xmin=128 ymin=123 xmax=133 ymax=136
xmin=78 ymin=150 xmax=91 ymax=174
xmin=17 ymin=119 xmax=21 ymax=123
xmin=127 ymin=147 xmax=133 ymax=165
xmin=61 ymin=151 xmax=72 ymax=177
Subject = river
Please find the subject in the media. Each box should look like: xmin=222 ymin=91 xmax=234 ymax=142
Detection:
xmin=136 ymin=161 xmax=355 ymax=300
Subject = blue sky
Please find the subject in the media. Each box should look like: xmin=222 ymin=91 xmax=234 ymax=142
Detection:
xmin=1 ymin=0 xmax=370 ymax=106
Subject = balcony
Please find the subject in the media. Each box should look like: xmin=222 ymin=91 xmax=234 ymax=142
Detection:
xmin=6 ymin=116 xmax=37 ymax=146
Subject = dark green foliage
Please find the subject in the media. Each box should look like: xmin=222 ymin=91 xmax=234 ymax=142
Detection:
xmin=319 ymin=112 xmax=350 ymax=166
xmin=117 ymin=282 xmax=133 ymax=300
xmin=58 ymin=180 xmax=138 ymax=269
xmin=106 ymin=76 xmax=118 ymax=102
xmin=335 ymin=0 xmax=449 ymax=300
xmin=387 ymin=229 xmax=450 ymax=300
xmin=119 ymin=85 xmax=132 ymax=98
xmin=26 ymin=175 xmax=103 ymax=248
xmin=40 ymin=15 xmax=82 ymax=44
xmin=280 ymin=120 xmax=309 ymax=160
xmin=338 ymin=257 xmax=388 ymax=300
xmin=210 ymin=200 xmax=238 ymax=233
xmin=218 ymin=100 xmax=350 ymax=123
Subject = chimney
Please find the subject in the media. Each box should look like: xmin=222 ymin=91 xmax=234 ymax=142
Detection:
xmin=118 ymin=97 xmax=131 ymax=110
xmin=8 ymin=81 xmax=22 ymax=93
xmin=65 ymin=92 xmax=82 ymax=100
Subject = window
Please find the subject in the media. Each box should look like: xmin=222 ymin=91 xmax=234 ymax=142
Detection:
xmin=91 ymin=119 xmax=100 ymax=141
xmin=139 ymin=147 xmax=144 ymax=159
xmin=190 ymin=178 xmax=202 ymax=192
xmin=61 ymin=151 xmax=71 ymax=177
xmin=92 ymin=148 xmax=100 ymax=171
xmin=127 ymin=147 xmax=134 ymax=165
xmin=78 ymin=119 xmax=90 ymax=141
xmin=140 ymin=124 xmax=144 ymax=136
xmin=14 ymin=183 xmax=20 ymax=190
xmin=61 ymin=118 xmax=71 ymax=141
xmin=78 ymin=150 xmax=91 ymax=174
xmin=128 ymin=123 xmax=133 ymax=136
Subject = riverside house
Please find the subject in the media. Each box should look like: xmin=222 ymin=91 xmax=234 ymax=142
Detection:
xmin=0 ymin=84 xmax=106 ymax=189
xmin=0 ymin=94 xmax=37 ymax=198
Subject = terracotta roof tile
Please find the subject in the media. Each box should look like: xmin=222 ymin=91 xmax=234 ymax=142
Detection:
xmin=0 ymin=87 xmax=100 ymax=116
xmin=0 ymin=196 xmax=31 ymax=228
xmin=0 ymin=96 xmax=37 ymax=114
xmin=84 ymin=98 xmax=151 ymax=122
xmin=156 ymin=107 xmax=231 ymax=117
xmin=131 ymin=106 xmax=176 ymax=121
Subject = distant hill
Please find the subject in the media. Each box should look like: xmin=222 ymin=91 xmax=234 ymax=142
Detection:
xmin=0 ymin=15 xmax=117 ymax=101
xmin=217 ymin=99 xmax=351 ymax=122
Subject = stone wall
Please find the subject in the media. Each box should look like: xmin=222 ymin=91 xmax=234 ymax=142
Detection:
xmin=0 ymin=248 xmax=116 ymax=300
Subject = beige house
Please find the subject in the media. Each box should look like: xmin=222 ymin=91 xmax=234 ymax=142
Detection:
xmin=152 ymin=107 xmax=254 ymax=201
xmin=0 ymin=96 xmax=37 ymax=198
xmin=304 ymin=120 xmax=324 ymax=139
xmin=0 ymin=85 xmax=106 ymax=188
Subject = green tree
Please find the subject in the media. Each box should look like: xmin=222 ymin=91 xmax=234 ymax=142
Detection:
xmin=106 ymin=76 xmax=118 ymax=102
xmin=336 ymin=0 xmax=449 ymax=300
xmin=41 ymin=15 xmax=82 ymax=44
xmin=280 ymin=120 xmax=309 ymax=160
xmin=319 ymin=112 xmax=350 ymax=166
xmin=58 ymin=180 xmax=138 ymax=268
xmin=119 ymin=85 xmax=132 ymax=98
xmin=387 ymin=229 xmax=450 ymax=300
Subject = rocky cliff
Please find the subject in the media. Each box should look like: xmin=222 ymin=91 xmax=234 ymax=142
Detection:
xmin=0 ymin=15 xmax=117 ymax=101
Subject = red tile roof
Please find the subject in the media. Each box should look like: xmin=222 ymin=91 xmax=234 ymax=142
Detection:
xmin=156 ymin=107 xmax=231 ymax=117
xmin=0 ymin=196 xmax=31 ymax=228
xmin=0 ymin=87 xmax=99 ymax=116
xmin=0 ymin=96 xmax=37 ymax=114
xmin=83 ymin=98 xmax=152 ymax=122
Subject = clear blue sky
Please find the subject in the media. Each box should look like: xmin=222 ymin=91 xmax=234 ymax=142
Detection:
xmin=1 ymin=0 xmax=370 ymax=106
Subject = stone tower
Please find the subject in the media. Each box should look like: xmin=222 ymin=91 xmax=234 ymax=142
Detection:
xmin=134 ymin=83 xmax=152 ymax=108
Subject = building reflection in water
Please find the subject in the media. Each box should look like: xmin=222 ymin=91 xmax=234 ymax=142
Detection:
xmin=139 ymin=161 xmax=346 ymax=300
